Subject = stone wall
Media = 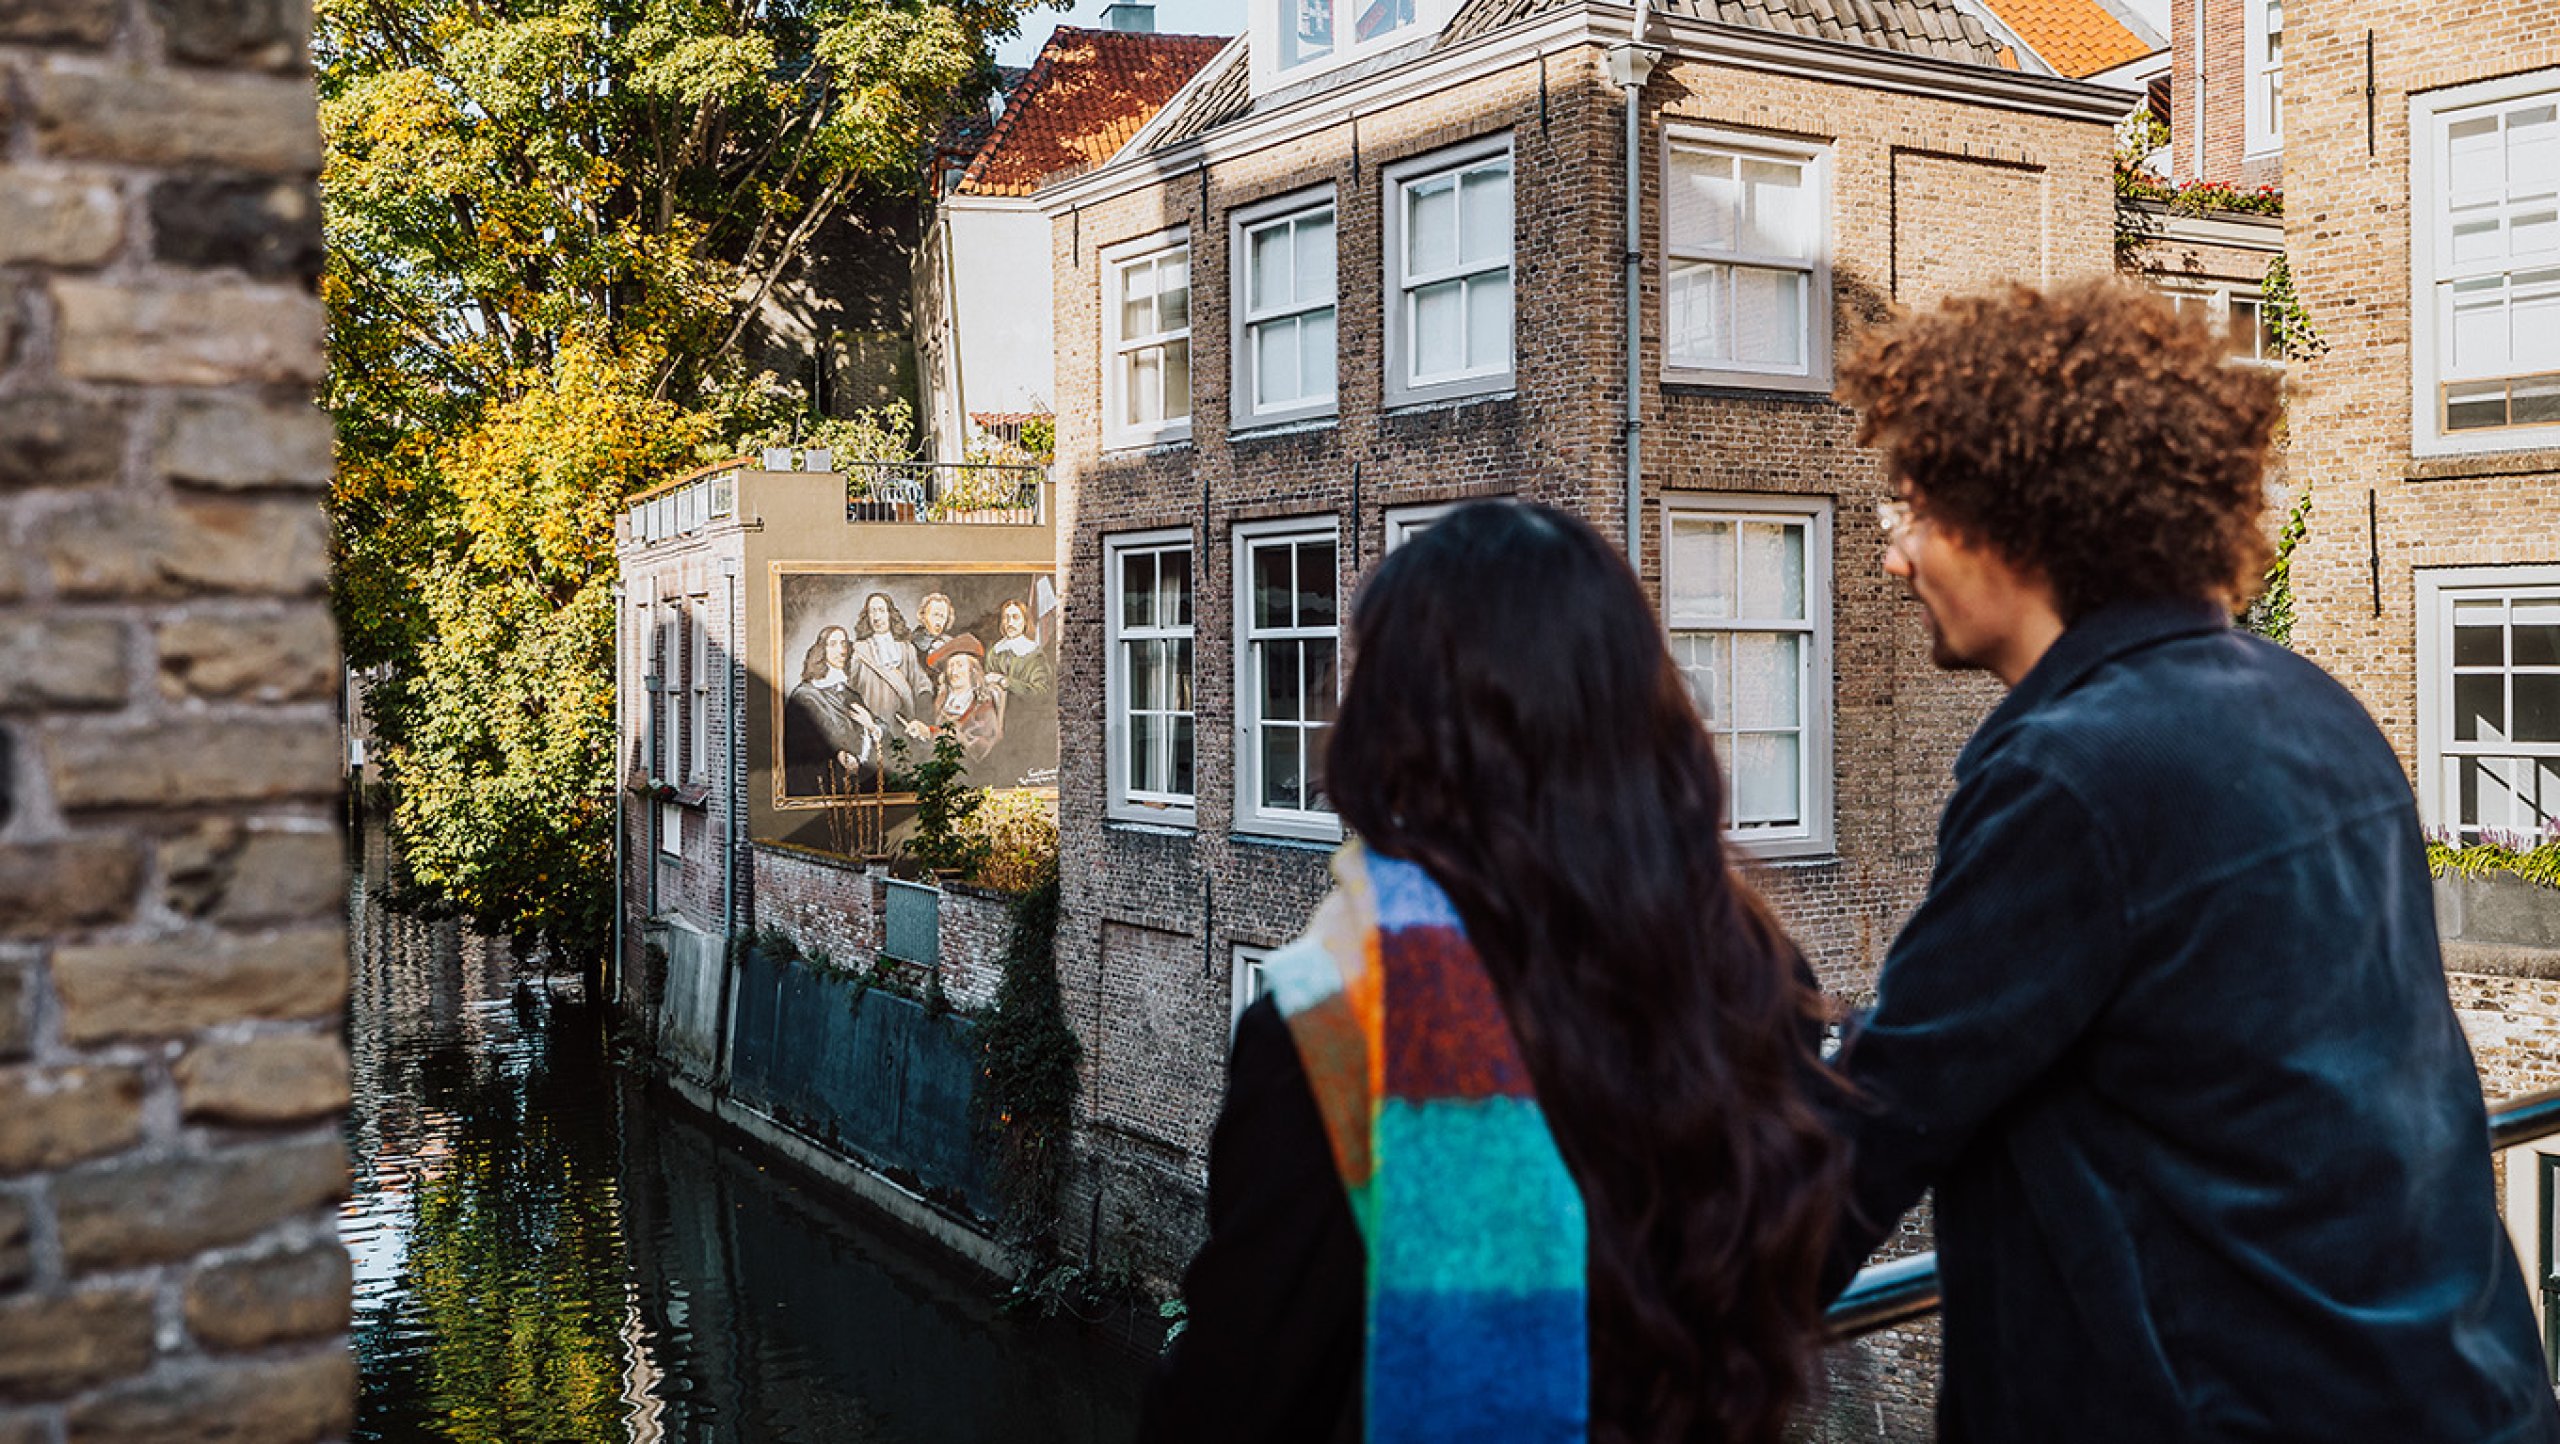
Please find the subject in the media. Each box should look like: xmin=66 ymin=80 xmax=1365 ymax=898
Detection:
xmin=0 ymin=0 xmax=352 ymax=1438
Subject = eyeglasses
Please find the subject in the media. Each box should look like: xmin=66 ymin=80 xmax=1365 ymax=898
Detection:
xmin=1876 ymin=498 xmax=1918 ymax=546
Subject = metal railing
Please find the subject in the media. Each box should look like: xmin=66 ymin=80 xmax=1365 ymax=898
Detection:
xmin=1826 ymin=1083 xmax=2560 ymax=1341
xmin=843 ymin=460 xmax=1046 ymax=525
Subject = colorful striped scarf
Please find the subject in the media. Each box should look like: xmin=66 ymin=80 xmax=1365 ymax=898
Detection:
xmin=1261 ymin=843 xmax=1590 ymax=1443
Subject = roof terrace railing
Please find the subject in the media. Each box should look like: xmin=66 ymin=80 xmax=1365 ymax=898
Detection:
xmin=1825 ymin=1083 xmax=2560 ymax=1342
xmin=843 ymin=460 xmax=1046 ymax=526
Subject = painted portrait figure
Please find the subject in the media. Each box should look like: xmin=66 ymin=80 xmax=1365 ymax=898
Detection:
xmin=986 ymin=597 xmax=1053 ymax=700
xmin=924 ymin=636 xmax=1005 ymax=762
xmin=848 ymin=590 xmax=932 ymax=736
xmin=911 ymin=591 xmax=958 ymax=672
xmin=783 ymin=625 xmax=884 ymax=793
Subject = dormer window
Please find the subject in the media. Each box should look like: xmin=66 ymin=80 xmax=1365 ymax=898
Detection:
xmin=1253 ymin=0 xmax=1449 ymax=92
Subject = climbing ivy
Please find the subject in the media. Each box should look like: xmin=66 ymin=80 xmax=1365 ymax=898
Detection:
xmin=974 ymin=864 xmax=1080 ymax=1240
xmin=2241 ymin=485 xmax=2311 ymax=646
xmin=2262 ymin=254 xmax=2328 ymax=362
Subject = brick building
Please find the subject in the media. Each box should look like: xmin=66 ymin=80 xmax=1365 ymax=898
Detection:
xmin=612 ymin=460 xmax=1058 ymax=1037
xmin=2284 ymin=0 xmax=2560 ymax=1364
xmin=0 ymin=0 xmax=357 ymax=1436
xmin=1034 ymin=0 xmax=2124 ymax=1411
xmin=2170 ymin=0 xmax=2282 ymax=186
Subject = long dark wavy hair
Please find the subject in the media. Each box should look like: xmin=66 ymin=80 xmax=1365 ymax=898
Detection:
xmin=1326 ymin=502 xmax=1844 ymax=1444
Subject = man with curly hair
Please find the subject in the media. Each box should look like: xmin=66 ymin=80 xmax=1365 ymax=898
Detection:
xmin=1824 ymin=280 xmax=2557 ymax=1441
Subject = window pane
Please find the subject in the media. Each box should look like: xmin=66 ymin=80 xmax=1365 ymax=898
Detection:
xmin=1286 ymin=0 xmax=1332 ymax=60
xmin=1732 ymin=633 xmax=1802 ymax=730
xmin=1741 ymin=157 xmax=1809 ymax=257
xmin=2449 ymin=115 xmax=2502 ymax=198
xmin=2448 ymin=380 xmax=2510 ymax=431
xmin=1161 ymin=549 xmax=1193 ymax=626
xmin=1412 ymin=278 xmax=1464 ymax=378
xmin=2515 ymin=208 xmax=2560 ymax=261
xmin=2455 ymin=600 xmax=2506 ymax=664
xmin=1672 ymin=631 xmax=1729 ymax=724
xmin=1303 ymin=308 xmax=1337 ymax=401
xmin=1159 ymin=254 xmax=1189 ymax=331
xmin=2450 ymin=280 xmax=2506 ymax=373
xmin=1252 ymin=542 xmax=1293 ymax=630
xmin=2450 ymin=216 xmax=2503 ymax=270
xmin=1668 ymin=517 xmax=1736 ymax=621
xmin=1262 ymin=724 xmax=1304 ymax=811
xmin=2523 ymin=378 xmax=2560 ymax=428
xmin=1296 ymin=539 xmax=1338 ymax=626
xmin=1353 ymin=0 xmax=1414 ymax=42
xmin=1305 ymin=638 xmax=1339 ymax=722
xmin=1298 ymin=212 xmax=1336 ymax=301
xmin=1120 ymin=550 xmax=1156 ymax=630
xmin=1666 ymin=262 xmax=1727 ymax=365
xmin=1251 ymin=223 xmax=1291 ymax=311
xmin=1668 ymin=151 xmax=1740 ymax=252
xmin=2517 ymin=673 xmax=2560 ymax=744
xmin=1459 ymin=163 xmax=1511 ymax=267
xmin=1121 ymin=261 xmax=1156 ymax=338
xmin=2514 ymin=600 xmax=2560 ymax=665
xmin=1255 ymin=317 xmax=1300 ymax=407
xmin=1164 ymin=338 xmax=1191 ymax=422
xmin=1465 ymin=270 xmax=1511 ymax=373
xmin=1130 ymin=639 xmax=1169 ymax=709
xmin=1732 ymin=732 xmax=1802 ymax=827
xmin=2516 ymin=270 xmax=2560 ymax=370
xmin=2456 ymin=673 xmax=2507 ymax=742
xmin=2514 ymin=104 xmax=2560 ymax=198
xmin=1126 ymin=350 xmax=1160 ymax=426
xmin=1408 ymin=177 xmax=1457 ymax=274
xmin=1262 ymin=639 xmax=1303 ymax=721
xmin=1733 ymin=267 xmax=1806 ymax=369
xmin=1738 ymin=520 xmax=1807 ymax=619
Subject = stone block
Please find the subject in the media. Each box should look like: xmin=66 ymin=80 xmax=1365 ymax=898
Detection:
xmin=66 ymin=1348 xmax=353 ymax=1444
xmin=156 ymin=394 xmax=333 ymax=491
xmin=183 ymin=1241 xmax=350 ymax=1351
xmin=0 ymin=1067 xmax=145 ymax=1176
xmin=173 ymin=1034 xmax=347 ymax=1123
xmin=155 ymin=611 xmax=336 ymax=703
xmin=0 ymin=392 xmax=126 ymax=492
xmin=52 ymin=279 xmax=322 ymax=387
xmin=51 ymin=927 xmax=345 ymax=1042
xmin=0 ymin=619 xmax=125 ymax=712
xmin=0 ymin=836 xmax=141 ymax=938
xmin=45 ymin=716 xmax=338 ymax=812
xmin=148 ymin=0 xmax=310 ymax=72
xmin=0 ymin=1288 xmax=155 ymax=1401
xmin=31 ymin=65 xmax=320 ymax=173
xmin=149 ymin=176 xmax=320 ymax=281
xmin=54 ymin=1133 xmax=345 ymax=1271
xmin=0 ymin=0 xmax=119 ymax=47
xmin=163 ymin=823 xmax=342 ymax=923
xmin=0 ymin=173 xmax=122 ymax=268
xmin=0 ymin=1193 xmax=27 ymax=1289
xmin=40 ymin=497 xmax=327 ymax=600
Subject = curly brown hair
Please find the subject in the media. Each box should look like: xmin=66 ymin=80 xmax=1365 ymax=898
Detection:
xmin=1839 ymin=279 xmax=2282 ymax=621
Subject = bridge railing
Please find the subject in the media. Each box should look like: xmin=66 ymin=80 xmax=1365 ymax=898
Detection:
xmin=1826 ymin=1083 xmax=2560 ymax=1341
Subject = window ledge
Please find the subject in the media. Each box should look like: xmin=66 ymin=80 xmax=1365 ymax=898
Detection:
xmin=2406 ymin=447 xmax=2560 ymax=483
xmin=1101 ymin=431 xmax=1194 ymax=458
xmin=1229 ymin=414 xmax=1339 ymax=444
xmin=1661 ymin=377 xmax=1849 ymax=407
xmin=1106 ymin=807 xmax=1197 ymax=833
xmin=1381 ymin=388 xmax=1517 ymax=425
xmin=1228 ymin=829 xmax=1341 ymax=854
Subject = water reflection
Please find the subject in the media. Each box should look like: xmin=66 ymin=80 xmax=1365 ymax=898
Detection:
xmin=343 ymin=841 xmax=1145 ymax=1443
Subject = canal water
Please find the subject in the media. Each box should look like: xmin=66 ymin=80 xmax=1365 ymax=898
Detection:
xmin=341 ymin=840 xmax=1148 ymax=1443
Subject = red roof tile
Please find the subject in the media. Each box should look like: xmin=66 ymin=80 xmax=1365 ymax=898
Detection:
xmin=1974 ymin=0 xmax=2152 ymax=77
xmin=956 ymin=28 xmax=1230 ymax=197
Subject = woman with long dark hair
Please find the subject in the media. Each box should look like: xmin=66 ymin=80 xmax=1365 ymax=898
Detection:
xmin=1141 ymin=502 xmax=1844 ymax=1444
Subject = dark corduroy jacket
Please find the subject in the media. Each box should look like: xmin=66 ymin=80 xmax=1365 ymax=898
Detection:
xmin=1827 ymin=598 xmax=2559 ymax=1442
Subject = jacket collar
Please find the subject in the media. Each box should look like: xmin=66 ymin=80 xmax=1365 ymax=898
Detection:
xmin=1954 ymin=596 xmax=2234 ymax=781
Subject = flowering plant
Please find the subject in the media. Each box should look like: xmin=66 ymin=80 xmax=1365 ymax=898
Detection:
xmin=2425 ymin=821 xmax=2560 ymax=891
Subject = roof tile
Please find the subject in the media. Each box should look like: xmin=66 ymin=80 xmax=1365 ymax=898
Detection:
xmin=958 ymin=27 xmax=1229 ymax=196
xmin=1970 ymin=0 xmax=2152 ymax=77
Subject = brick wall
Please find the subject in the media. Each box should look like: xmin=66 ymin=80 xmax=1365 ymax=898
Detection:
xmin=0 ymin=0 xmax=354 ymax=1437
xmin=2171 ymin=0 xmax=2282 ymax=187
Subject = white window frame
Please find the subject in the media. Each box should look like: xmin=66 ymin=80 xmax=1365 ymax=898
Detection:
xmin=2411 ymin=69 xmax=2560 ymax=457
xmin=1248 ymin=0 xmax=1457 ymax=94
xmin=1660 ymin=128 xmax=1833 ymax=392
xmin=1233 ymin=515 xmax=1345 ymax=842
xmin=1106 ymin=527 xmax=1199 ymax=828
xmin=2245 ymin=0 xmax=2282 ymax=156
xmin=1231 ymin=188 xmax=1340 ymax=432
xmin=1383 ymin=136 xmax=1514 ymax=410
xmin=2162 ymin=283 xmax=2282 ymax=366
xmin=1661 ymin=494 xmax=1835 ymax=858
xmin=2416 ymin=564 xmax=2560 ymax=844
xmin=658 ymin=799 xmax=683 ymax=859
xmin=1102 ymin=230 xmax=1193 ymax=450
xmin=688 ymin=594 xmax=711 ymax=786
xmin=1230 ymin=943 xmax=1274 ymax=1033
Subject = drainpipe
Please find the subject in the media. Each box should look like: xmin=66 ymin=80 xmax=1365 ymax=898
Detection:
xmin=713 ymin=558 xmax=742 ymax=1091
xmin=1607 ymin=31 xmax=1662 ymax=563
xmin=2191 ymin=0 xmax=2206 ymax=181
xmin=610 ymin=580 xmax=625 ymax=1014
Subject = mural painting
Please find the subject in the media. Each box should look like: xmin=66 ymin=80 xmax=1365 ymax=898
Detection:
xmin=772 ymin=567 xmax=1060 ymax=820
